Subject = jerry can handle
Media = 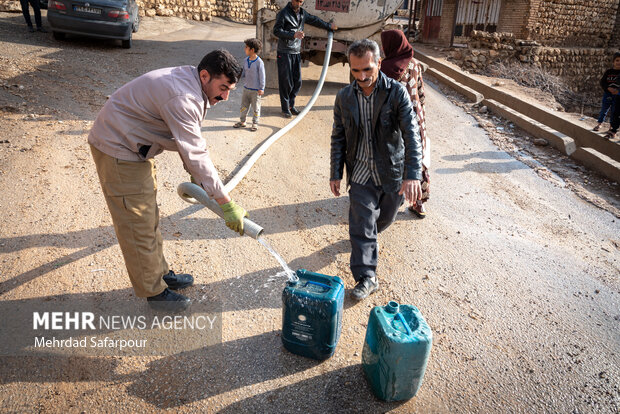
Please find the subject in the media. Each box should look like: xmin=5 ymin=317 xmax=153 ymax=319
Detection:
xmin=305 ymin=280 xmax=331 ymax=290
xmin=396 ymin=312 xmax=412 ymax=336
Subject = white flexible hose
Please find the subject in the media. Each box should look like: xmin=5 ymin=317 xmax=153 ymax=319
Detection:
xmin=223 ymin=31 xmax=334 ymax=193
xmin=179 ymin=32 xmax=334 ymax=212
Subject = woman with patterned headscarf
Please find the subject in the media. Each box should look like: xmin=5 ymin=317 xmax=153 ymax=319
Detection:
xmin=380 ymin=29 xmax=430 ymax=218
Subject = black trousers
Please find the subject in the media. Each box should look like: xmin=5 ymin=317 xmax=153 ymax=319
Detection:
xmin=349 ymin=179 xmax=404 ymax=282
xmin=611 ymin=95 xmax=620 ymax=133
xmin=20 ymin=0 xmax=42 ymax=28
xmin=277 ymin=52 xmax=302 ymax=112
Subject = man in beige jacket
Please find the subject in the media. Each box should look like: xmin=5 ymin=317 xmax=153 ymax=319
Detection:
xmin=89 ymin=49 xmax=247 ymax=312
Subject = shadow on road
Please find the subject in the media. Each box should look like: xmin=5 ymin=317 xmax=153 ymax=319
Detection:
xmin=437 ymin=150 xmax=529 ymax=175
xmin=0 ymin=197 xmax=350 ymax=294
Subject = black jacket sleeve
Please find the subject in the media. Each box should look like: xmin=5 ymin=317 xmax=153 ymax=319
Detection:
xmin=330 ymin=91 xmax=346 ymax=181
xmin=304 ymin=11 xmax=331 ymax=31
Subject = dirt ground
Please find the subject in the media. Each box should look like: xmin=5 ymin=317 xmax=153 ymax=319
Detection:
xmin=0 ymin=12 xmax=619 ymax=413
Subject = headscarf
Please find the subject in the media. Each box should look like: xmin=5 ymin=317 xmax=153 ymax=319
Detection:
xmin=380 ymin=30 xmax=414 ymax=81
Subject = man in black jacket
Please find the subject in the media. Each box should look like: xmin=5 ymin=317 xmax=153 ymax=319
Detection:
xmin=273 ymin=0 xmax=336 ymax=118
xmin=330 ymin=39 xmax=422 ymax=300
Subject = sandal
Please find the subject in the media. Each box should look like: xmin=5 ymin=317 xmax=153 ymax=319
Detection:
xmin=250 ymin=123 xmax=258 ymax=132
xmin=592 ymin=124 xmax=601 ymax=132
xmin=604 ymin=130 xmax=616 ymax=139
xmin=408 ymin=203 xmax=427 ymax=219
xmin=233 ymin=122 xmax=246 ymax=128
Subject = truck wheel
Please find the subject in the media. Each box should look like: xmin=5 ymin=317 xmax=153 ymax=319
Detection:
xmin=53 ymin=31 xmax=65 ymax=40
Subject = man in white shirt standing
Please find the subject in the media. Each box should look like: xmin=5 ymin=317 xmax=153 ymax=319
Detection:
xmin=88 ymin=49 xmax=247 ymax=312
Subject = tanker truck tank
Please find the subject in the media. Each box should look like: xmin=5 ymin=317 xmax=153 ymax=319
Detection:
xmin=271 ymin=0 xmax=404 ymax=29
xmin=257 ymin=0 xmax=406 ymax=87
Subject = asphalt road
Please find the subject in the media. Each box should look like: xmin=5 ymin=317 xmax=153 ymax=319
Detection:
xmin=0 ymin=12 xmax=618 ymax=413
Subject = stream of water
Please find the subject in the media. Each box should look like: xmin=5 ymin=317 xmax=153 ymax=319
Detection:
xmin=257 ymin=236 xmax=298 ymax=282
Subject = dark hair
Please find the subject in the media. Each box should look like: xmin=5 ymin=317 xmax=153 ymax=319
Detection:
xmin=197 ymin=49 xmax=242 ymax=84
xmin=347 ymin=39 xmax=380 ymax=64
xmin=244 ymin=38 xmax=262 ymax=54
xmin=614 ymin=52 xmax=620 ymax=61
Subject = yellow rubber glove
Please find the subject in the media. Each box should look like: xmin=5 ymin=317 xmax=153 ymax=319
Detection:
xmin=220 ymin=200 xmax=248 ymax=236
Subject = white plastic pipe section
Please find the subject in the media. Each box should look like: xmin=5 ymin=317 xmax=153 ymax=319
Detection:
xmin=177 ymin=31 xmax=335 ymax=237
xmin=177 ymin=182 xmax=264 ymax=239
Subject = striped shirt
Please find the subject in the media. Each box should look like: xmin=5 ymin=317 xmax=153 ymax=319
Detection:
xmin=351 ymin=83 xmax=381 ymax=186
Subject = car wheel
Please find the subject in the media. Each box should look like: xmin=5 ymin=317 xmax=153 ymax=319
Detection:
xmin=122 ymin=34 xmax=132 ymax=49
xmin=132 ymin=14 xmax=140 ymax=33
xmin=53 ymin=31 xmax=65 ymax=40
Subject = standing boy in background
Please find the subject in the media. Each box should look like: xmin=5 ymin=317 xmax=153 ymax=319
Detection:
xmin=593 ymin=52 xmax=619 ymax=132
xmin=234 ymin=38 xmax=265 ymax=132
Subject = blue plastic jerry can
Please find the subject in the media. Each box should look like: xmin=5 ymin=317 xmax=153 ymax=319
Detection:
xmin=362 ymin=301 xmax=433 ymax=401
xmin=281 ymin=269 xmax=344 ymax=360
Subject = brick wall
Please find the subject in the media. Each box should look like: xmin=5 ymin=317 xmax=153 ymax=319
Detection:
xmin=496 ymin=0 xmax=529 ymax=38
xmin=438 ymin=0 xmax=456 ymax=45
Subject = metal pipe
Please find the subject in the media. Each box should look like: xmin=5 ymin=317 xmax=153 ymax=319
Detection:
xmin=177 ymin=182 xmax=264 ymax=239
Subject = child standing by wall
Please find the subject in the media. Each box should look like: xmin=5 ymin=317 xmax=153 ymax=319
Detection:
xmin=593 ymin=52 xmax=620 ymax=132
xmin=234 ymin=38 xmax=265 ymax=132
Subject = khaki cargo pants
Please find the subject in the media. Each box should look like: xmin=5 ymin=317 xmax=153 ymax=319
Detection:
xmin=90 ymin=145 xmax=169 ymax=297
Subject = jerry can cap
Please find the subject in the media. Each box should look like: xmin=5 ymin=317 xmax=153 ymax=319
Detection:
xmin=385 ymin=301 xmax=399 ymax=314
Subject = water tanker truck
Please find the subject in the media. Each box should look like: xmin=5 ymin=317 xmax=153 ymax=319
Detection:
xmin=257 ymin=0 xmax=405 ymax=88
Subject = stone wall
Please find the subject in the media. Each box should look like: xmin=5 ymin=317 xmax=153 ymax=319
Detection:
xmin=419 ymin=0 xmax=619 ymax=48
xmin=137 ymin=0 xmax=259 ymax=22
xmin=450 ymin=31 xmax=616 ymax=95
xmin=138 ymin=0 xmax=213 ymax=21
xmin=524 ymin=0 xmax=618 ymax=48
xmin=0 ymin=0 xmax=279 ymax=24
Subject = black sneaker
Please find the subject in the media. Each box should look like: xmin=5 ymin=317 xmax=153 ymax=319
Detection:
xmin=282 ymin=111 xmax=292 ymax=118
xmin=289 ymin=107 xmax=301 ymax=115
xmin=28 ymin=26 xmax=35 ymax=33
xmin=351 ymin=276 xmax=379 ymax=300
xmin=163 ymin=270 xmax=194 ymax=290
xmin=36 ymin=27 xmax=47 ymax=33
xmin=147 ymin=288 xmax=191 ymax=312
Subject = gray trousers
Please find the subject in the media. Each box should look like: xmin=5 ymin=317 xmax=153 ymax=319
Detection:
xmin=240 ymin=88 xmax=261 ymax=124
xmin=349 ymin=180 xmax=404 ymax=282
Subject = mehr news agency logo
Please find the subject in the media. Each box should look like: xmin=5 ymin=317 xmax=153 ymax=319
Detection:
xmin=32 ymin=311 xmax=218 ymax=351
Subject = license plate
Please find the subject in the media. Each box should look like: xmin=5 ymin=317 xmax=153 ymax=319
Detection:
xmin=74 ymin=5 xmax=101 ymax=14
